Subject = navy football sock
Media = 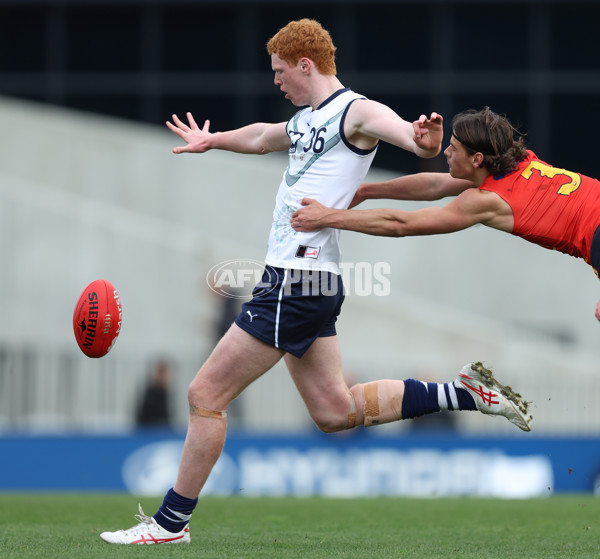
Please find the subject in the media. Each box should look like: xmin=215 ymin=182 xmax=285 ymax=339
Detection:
xmin=401 ymin=378 xmax=476 ymax=419
xmin=153 ymin=488 xmax=198 ymax=533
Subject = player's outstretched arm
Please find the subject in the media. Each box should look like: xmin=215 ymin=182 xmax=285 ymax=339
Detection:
xmin=347 ymin=101 xmax=443 ymax=159
xmin=350 ymin=173 xmax=474 ymax=208
xmin=292 ymin=199 xmax=453 ymax=237
xmin=166 ymin=112 xmax=289 ymax=155
xmin=292 ymin=189 xmax=500 ymax=237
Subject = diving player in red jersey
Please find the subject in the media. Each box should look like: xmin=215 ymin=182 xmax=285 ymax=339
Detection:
xmin=291 ymin=106 xmax=600 ymax=321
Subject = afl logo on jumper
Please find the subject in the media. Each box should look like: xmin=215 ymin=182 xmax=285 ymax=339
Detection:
xmin=295 ymin=245 xmax=321 ymax=259
xmin=288 ymin=131 xmax=304 ymax=154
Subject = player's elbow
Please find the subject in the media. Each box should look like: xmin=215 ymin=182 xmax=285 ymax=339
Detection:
xmin=421 ymin=187 xmax=445 ymax=201
xmin=384 ymin=225 xmax=405 ymax=238
xmin=379 ymin=218 xmax=406 ymax=238
xmin=421 ymin=173 xmax=459 ymax=201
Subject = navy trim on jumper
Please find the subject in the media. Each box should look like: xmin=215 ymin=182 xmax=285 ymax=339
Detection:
xmin=340 ymin=99 xmax=379 ymax=156
xmin=316 ymin=87 xmax=350 ymax=110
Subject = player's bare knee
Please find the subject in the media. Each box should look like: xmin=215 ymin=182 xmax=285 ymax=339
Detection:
xmin=187 ymin=380 xmax=227 ymax=420
xmin=313 ymin=391 xmax=359 ymax=433
xmin=311 ymin=411 xmax=346 ymax=433
xmin=187 ymin=377 xmax=206 ymax=405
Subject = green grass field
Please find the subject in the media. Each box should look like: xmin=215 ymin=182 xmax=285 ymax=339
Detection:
xmin=1 ymin=494 xmax=598 ymax=558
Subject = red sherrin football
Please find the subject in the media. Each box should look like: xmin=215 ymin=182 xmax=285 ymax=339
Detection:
xmin=73 ymin=279 xmax=122 ymax=358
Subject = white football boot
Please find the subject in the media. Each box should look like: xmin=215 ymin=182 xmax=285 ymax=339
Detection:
xmin=456 ymin=362 xmax=532 ymax=432
xmin=100 ymin=505 xmax=190 ymax=545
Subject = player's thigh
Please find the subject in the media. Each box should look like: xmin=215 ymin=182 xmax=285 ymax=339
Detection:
xmin=192 ymin=323 xmax=285 ymax=405
xmin=285 ymin=335 xmax=349 ymax=413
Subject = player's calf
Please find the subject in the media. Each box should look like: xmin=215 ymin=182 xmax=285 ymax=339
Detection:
xmin=350 ymin=380 xmax=404 ymax=426
xmin=349 ymin=363 xmax=532 ymax=431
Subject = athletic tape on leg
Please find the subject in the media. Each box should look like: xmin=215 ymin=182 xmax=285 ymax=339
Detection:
xmin=347 ymin=391 xmax=357 ymax=429
xmin=189 ymin=404 xmax=227 ymax=419
xmin=362 ymin=380 xmax=403 ymax=427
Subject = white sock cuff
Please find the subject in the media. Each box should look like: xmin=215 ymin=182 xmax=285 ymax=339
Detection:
xmin=437 ymin=383 xmax=448 ymax=410
xmin=448 ymin=382 xmax=459 ymax=410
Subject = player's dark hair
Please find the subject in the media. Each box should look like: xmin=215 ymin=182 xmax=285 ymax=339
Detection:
xmin=452 ymin=107 xmax=528 ymax=175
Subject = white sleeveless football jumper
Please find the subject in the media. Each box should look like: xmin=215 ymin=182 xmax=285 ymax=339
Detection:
xmin=264 ymin=88 xmax=378 ymax=275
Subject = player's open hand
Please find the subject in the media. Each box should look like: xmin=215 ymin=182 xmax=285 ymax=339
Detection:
xmin=166 ymin=112 xmax=212 ymax=154
xmin=595 ymin=299 xmax=600 ymax=322
xmin=412 ymin=112 xmax=443 ymax=153
xmin=291 ymin=198 xmax=329 ymax=232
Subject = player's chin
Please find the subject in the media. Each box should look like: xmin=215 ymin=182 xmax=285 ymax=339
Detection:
xmin=447 ymin=167 xmax=464 ymax=180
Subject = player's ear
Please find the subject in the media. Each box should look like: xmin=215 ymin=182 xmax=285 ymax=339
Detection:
xmin=299 ymin=57 xmax=312 ymax=74
xmin=473 ymin=152 xmax=485 ymax=168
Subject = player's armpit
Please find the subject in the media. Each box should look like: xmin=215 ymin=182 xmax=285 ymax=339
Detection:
xmin=259 ymin=122 xmax=291 ymax=153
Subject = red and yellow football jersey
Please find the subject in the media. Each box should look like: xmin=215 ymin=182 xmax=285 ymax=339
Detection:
xmin=479 ymin=150 xmax=600 ymax=264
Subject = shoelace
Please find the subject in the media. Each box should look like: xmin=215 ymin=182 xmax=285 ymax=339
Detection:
xmin=133 ymin=505 xmax=154 ymax=526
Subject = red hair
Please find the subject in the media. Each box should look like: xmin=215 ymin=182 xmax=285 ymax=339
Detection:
xmin=267 ymin=19 xmax=337 ymax=75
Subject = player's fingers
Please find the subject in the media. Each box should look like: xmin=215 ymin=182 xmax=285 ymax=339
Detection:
xmin=166 ymin=120 xmax=186 ymax=139
xmin=172 ymin=114 xmax=190 ymax=132
xmin=412 ymin=121 xmax=424 ymax=138
xmin=428 ymin=113 xmax=443 ymax=126
xmin=202 ymin=119 xmax=211 ymax=132
xmin=172 ymin=145 xmax=190 ymax=154
xmin=187 ymin=112 xmax=199 ymax=130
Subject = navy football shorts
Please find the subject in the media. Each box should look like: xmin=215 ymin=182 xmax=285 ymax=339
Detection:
xmin=591 ymin=223 xmax=600 ymax=277
xmin=234 ymin=266 xmax=345 ymax=358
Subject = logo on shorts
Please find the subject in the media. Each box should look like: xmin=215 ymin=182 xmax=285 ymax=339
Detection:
xmin=207 ymin=259 xmax=278 ymax=299
xmin=295 ymin=245 xmax=320 ymax=259
xmin=246 ymin=310 xmax=258 ymax=322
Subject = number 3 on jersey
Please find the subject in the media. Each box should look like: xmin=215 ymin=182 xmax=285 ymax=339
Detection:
xmin=520 ymin=160 xmax=581 ymax=196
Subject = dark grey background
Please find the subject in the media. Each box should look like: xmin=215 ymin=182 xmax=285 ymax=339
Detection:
xmin=2 ymin=0 xmax=599 ymax=176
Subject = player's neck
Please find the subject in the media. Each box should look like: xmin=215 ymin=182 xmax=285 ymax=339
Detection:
xmin=474 ymin=170 xmax=492 ymax=187
xmin=309 ymin=75 xmax=344 ymax=110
